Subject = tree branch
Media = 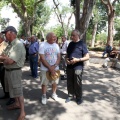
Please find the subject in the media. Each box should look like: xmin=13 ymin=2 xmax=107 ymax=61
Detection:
xmin=19 ymin=0 xmax=26 ymax=13
xmin=101 ymin=0 xmax=111 ymax=15
xmin=34 ymin=0 xmax=45 ymax=8
xmin=66 ymin=12 xmax=73 ymax=29
xmin=108 ymin=0 xmax=114 ymax=12
xmin=53 ymin=0 xmax=63 ymax=23
xmin=112 ymin=0 xmax=118 ymax=5
xmin=11 ymin=2 xmax=24 ymax=20
xmin=101 ymin=0 xmax=107 ymax=5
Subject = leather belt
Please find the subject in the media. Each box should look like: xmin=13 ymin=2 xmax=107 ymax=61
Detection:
xmin=5 ymin=68 xmax=21 ymax=71
xmin=30 ymin=53 xmax=37 ymax=55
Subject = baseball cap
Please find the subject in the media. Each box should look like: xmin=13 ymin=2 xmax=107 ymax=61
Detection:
xmin=1 ymin=26 xmax=17 ymax=34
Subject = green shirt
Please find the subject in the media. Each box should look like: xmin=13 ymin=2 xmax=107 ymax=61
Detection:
xmin=3 ymin=39 xmax=26 ymax=69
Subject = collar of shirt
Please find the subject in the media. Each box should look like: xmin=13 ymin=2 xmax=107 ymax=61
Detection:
xmin=8 ymin=39 xmax=17 ymax=46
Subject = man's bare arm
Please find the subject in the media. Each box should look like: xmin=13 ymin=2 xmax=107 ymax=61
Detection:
xmin=0 ymin=55 xmax=15 ymax=65
xmin=40 ymin=54 xmax=51 ymax=70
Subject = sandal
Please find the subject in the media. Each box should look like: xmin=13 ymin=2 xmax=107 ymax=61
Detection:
xmin=17 ymin=113 xmax=26 ymax=120
xmin=7 ymin=103 xmax=21 ymax=110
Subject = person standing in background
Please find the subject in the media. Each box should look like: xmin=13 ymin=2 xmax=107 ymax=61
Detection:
xmin=60 ymin=35 xmax=69 ymax=79
xmin=24 ymin=37 xmax=31 ymax=61
xmin=29 ymin=35 xmax=39 ymax=78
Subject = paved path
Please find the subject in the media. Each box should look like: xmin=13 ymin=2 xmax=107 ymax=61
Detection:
xmin=0 ymin=62 xmax=120 ymax=120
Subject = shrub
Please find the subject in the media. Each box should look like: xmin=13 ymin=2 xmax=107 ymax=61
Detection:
xmin=88 ymin=47 xmax=104 ymax=51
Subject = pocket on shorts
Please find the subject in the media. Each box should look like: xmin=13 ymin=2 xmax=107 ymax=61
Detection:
xmin=12 ymin=84 xmax=22 ymax=96
xmin=75 ymin=69 xmax=82 ymax=75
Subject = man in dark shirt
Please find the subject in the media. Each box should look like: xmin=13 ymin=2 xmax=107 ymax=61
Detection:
xmin=102 ymin=43 xmax=112 ymax=57
xmin=65 ymin=30 xmax=89 ymax=105
xmin=102 ymin=47 xmax=118 ymax=68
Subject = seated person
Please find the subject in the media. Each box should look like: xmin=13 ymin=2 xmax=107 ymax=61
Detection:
xmin=102 ymin=43 xmax=112 ymax=57
xmin=102 ymin=47 xmax=118 ymax=68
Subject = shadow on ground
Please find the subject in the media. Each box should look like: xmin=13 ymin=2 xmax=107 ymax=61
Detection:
xmin=0 ymin=62 xmax=120 ymax=120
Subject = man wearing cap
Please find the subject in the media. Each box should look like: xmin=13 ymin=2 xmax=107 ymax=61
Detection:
xmin=0 ymin=33 xmax=15 ymax=106
xmin=0 ymin=26 xmax=26 ymax=120
xmin=39 ymin=32 xmax=61 ymax=105
xmin=65 ymin=30 xmax=89 ymax=105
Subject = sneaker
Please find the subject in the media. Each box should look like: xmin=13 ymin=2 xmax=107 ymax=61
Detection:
xmin=51 ymin=94 xmax=59 ymax=101
xmin=41 ymin=95 xmax=47 ymax=105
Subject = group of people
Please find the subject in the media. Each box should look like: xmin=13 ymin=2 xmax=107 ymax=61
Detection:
xmin=0 ymin=26 xmax=89 ymax=120
xmin=102 ymin=43 xmax=120 ymax=68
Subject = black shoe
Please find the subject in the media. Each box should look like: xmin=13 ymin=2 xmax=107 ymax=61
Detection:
xmin=61 ymin=75 xmax=67 ymax=80
xmin=0 ymin=95 xmax=9 ymax=99
xmin=65 ymin=97 xmax=74 ymax=103
xmin=6 ymin=98 xmax=15 ymax=106
xmin=76 ymin=99 xmax=82 ymax=105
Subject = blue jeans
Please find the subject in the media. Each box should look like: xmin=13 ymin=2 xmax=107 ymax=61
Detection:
xmin=29 ymin=54 xmax=38 ymax=78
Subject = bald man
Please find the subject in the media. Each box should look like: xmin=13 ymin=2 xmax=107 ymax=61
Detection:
xmin=39 ymin=32 xmax=61 ymax=105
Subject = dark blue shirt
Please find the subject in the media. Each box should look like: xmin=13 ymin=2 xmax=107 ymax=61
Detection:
xmin=29 ymin=41 xmax=39 ymax=54
xmin=67 ymin=40 xmax=88 ymax=70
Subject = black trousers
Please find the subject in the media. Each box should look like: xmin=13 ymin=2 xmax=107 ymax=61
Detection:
xmin=0 ymin=63 xmax=9 ymax=95
xmin=66 ymin=68 xmax=83 ymax=99
xmin=25 ymin=47 xmax=29 ymax=61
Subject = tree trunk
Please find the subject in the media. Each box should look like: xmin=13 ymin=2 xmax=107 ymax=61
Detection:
xmin=41 ymin=30 xmax=45 ymax=38
xmin=107 ymin=13 xmax=114 ymax=46
xmin=24 ymin=20 xmax=31 ymax=36
xmin=75 ymin=0 xmax=80 ymax=30
xmin=73 ymin=0 xmax=95 ymax=40
xmin=79 ymin=0 xmax=95 ymax=39
xmin=91 ymin=22 xmax=98 ymax=47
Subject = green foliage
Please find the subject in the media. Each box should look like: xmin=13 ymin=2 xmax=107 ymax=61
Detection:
xmin=88 ymin=47 xmax=104 ymax=51
xmin=86 ymin=30 xmax=107 ymax=43
xmin=17 ymin=23 xmax=26 ymax=37
xmin=88 ymin=0 xmax=107 ymax=35
xmin=114 ymin=18 xmax=120 ymax=41
xmin=0 ymin=18 xmax=10 ymax=31
xmin=50 ymin=25 xmax=64 ymax=38
xmin=49 ymin=24 xmax=73 ymax=41
xmin=0 ymin=1 xmax=4 ymax=9
xmin=32 ymin=3 xmax=51 ymax=36
xmin=96 ymin=33 xmax=107 ymax=43
xmin=5 ymin=0 xmax=36 ymax=17
xmin=115 ymin=2 xmax=120 ymax=16
xmin=86 ymin=31 xmax=92 ymax=41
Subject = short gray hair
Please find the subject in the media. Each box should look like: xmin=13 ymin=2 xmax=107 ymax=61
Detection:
xmin=46 ymin=32 xmax=54 ymax=40
xmin=72 ymin=29 xmax=80 ymax=38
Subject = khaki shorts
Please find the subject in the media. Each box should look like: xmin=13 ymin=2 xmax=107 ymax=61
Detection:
xmin=40 ymin=70 xmax=59 ymax=86
xmin=5 ymin=69 xmax=23 ymax=98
